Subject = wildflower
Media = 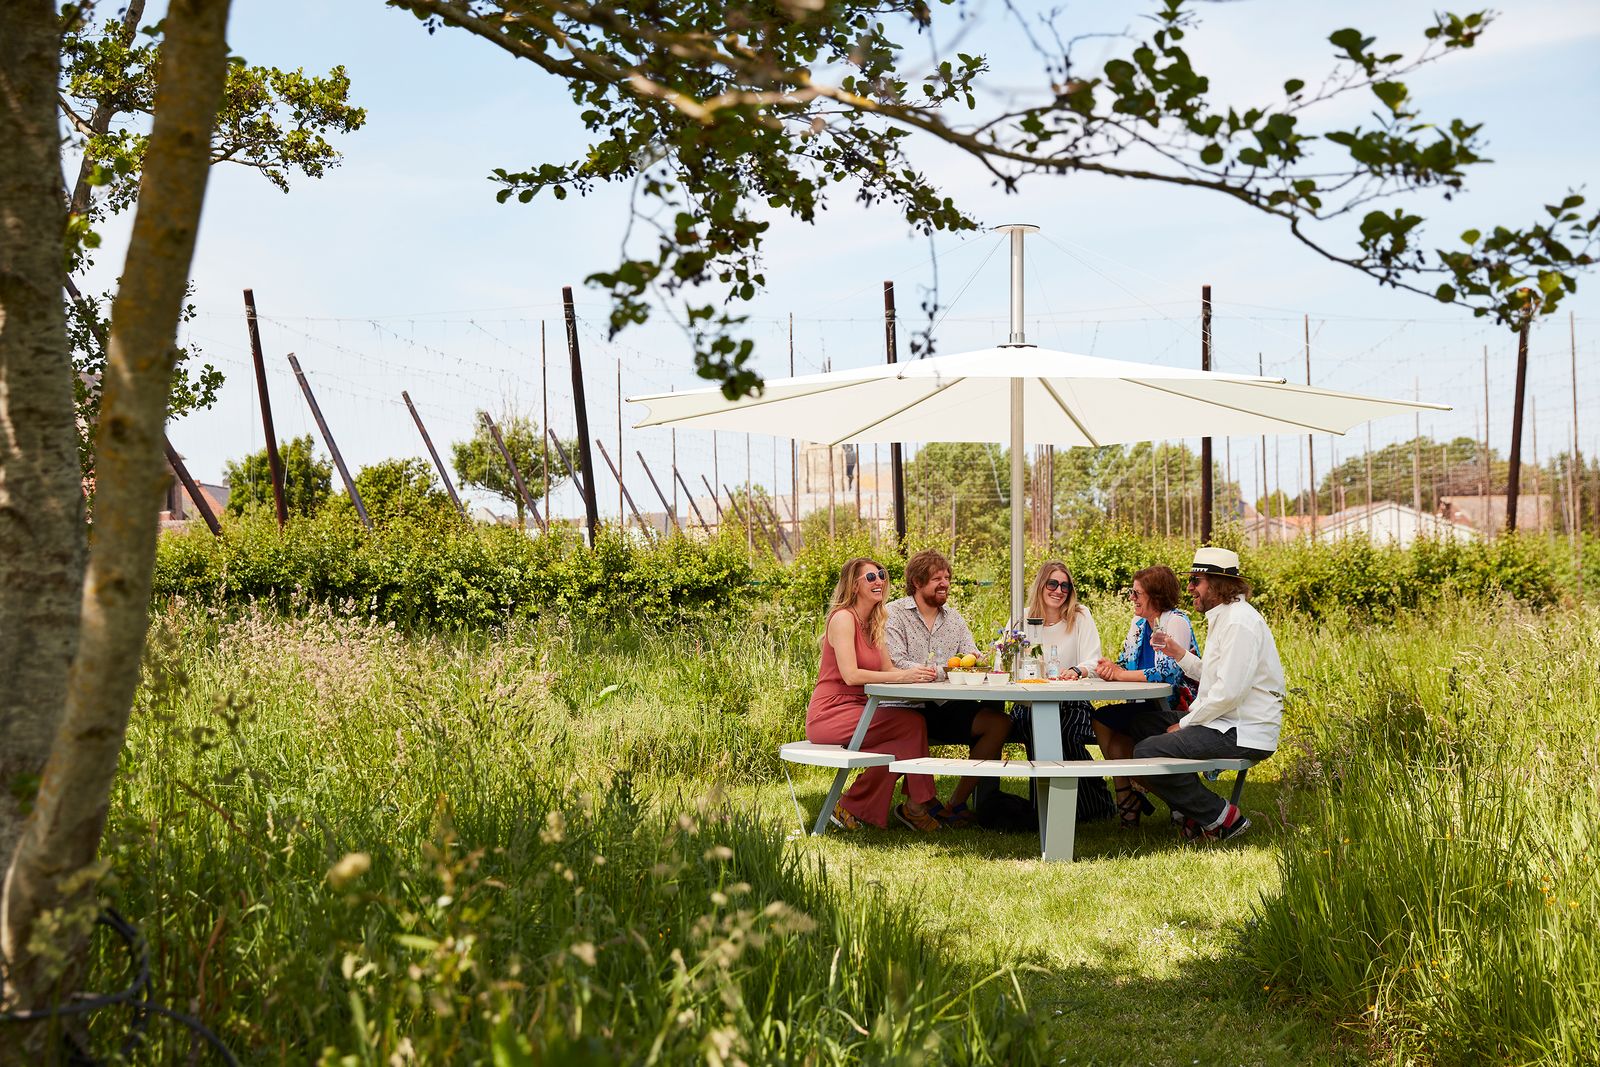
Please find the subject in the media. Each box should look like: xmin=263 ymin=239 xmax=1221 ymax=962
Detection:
xmin=703 ymin=844 xmax=735 ymax=862
xmin=540 ymin=810 xmax=566 ymax=844
xmin=568 ymin=942 xmax=597 ymax=966
xmin=327 ymin=852 xmax=371 ymax=890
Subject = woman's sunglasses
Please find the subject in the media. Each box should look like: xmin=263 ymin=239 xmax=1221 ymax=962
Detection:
xmin=1044 ymin=578 xmax=1072 ymax=592
xmin=858 ymin=569 xmax=888 ymax=583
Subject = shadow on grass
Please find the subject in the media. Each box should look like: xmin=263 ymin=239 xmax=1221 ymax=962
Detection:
xmin=1018 ymin=950 xmax=1369 ymax=1066
xmin=783 ymin=775 xmax=1302 ymax=863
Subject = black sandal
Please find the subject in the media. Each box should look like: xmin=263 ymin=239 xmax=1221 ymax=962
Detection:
xmin=1115 ymin=784 xmax=1155 ymax=829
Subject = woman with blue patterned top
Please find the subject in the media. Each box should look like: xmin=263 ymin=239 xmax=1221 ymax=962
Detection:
xmin=1089 ymin=565 xmax=1201 ymax=828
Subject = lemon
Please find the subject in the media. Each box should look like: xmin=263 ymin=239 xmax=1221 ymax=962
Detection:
xmin=960 ymin=653 xmax=977 ymax=669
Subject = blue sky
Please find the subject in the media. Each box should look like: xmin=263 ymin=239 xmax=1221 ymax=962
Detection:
xmin=82 ymin=0 xmax=1600 ymax=517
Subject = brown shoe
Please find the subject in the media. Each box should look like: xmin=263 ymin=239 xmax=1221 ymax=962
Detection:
xmin=828 ymin=803 xmax=862 ymax=831
xmin=895 ymin=802 xmax=942 ymax=832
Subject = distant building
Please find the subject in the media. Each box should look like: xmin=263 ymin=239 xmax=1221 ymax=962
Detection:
xmin=1318 ymin=501 xmax=1478 ymax=548
xmin=158 ymin=454 xmax=227 ymax=529
xmin=1241 ymin=512 xmax=1306 ymax=546
xmin=1438 ymin=494 xmax=1554 ymax=535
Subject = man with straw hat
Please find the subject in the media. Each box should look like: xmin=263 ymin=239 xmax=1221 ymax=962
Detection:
xmin=1135 ymin=547 xmax=1284 ymax=842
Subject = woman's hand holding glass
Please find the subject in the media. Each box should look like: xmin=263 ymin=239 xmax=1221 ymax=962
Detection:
xmin=900 ymin=665 xmax=938 ymax=683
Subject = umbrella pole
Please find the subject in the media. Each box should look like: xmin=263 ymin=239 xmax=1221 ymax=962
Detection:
xmin=998 ymin=222 xmax=1035 ymax=624
xmin=1011 ymin=379 xmax=1025 ymax=624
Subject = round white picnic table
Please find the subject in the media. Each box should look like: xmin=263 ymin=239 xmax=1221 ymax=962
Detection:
xmin=862 ymin=679 xmax=1172 ymax=859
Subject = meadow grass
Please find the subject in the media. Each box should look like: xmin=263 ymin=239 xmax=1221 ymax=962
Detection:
xmin=83 ymin=596 xmax=1600 ymax=1064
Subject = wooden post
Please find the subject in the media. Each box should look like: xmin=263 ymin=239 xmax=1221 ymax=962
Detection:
xmin=1482 ymin=346 xmax=1492 ymax=528
xmin=1413 ymin=379 xmax=1423 ymax=515
xmin=672 ymin=466 xmax=712 ymax=531
xmin=1257 ymin=356 xmax=1271 ymax=529
xmin=1304 ymin=314 xmax=1316 ymax=542
xmin=758 ymin=492 xmax=794 ymax=557
xmin=730 ymin=482 xmax=781 ymax=556
xmin=547 ymin=428 xmax=586 ymax=499
xmin=594 ymin=437 xmax=652 ymax=536
xmin=746 ymin=433 xmax=754 ymax=555
xmin=287 ymin=354 xmax=371 ymax=530
xmin=699 ymin=473 xmax=725 ymax=526
xmin=616 ymin=359 xmax=624 ymax=523
xmin=1532 ymin=396 xmax=1543 ymax=534
xmin=1572 ymin=312 xmax=1584 ymax=596
xmin=1366 ymin=423 xmax=1374 ymax=533
xmin=636 ymin=451 xmax=681 ymax=533
xmin=403 ymin=390 xmax=467 ymax=518
xmin=66 ymin=275 xmax=222 ymax=535
xmin=481 ymin=411 xmax=545 ymax=531
xmin=540 ymin=321 xmax=549 ymax=506
xmin=161 ymin=438 xmax=222 ymax=535
xmin=563 ymin=286 xmax=600 ymax=543
xmin=722 ymin=482 xmax=760 ymax=548
xmin=827 ymin=437 xmax=836 ymax=539
xmin=885 ymin=281 xmax=907 ymax=546
xmin=243 ymin=288 xmax=288 ymax=528
xmin=790 ymin=314 xmax=800 ymax=546
xmin=1506 ymin=318 xmax=1531 ymax=533
xmin=1200 ymin=285 xmax=1213 ymax=543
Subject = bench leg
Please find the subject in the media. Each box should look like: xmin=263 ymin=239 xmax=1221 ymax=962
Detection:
xmin=1229 ymin=768 xmax=1249 ymax=808
xmin=1041 ymin=778 xmax=1080 ymax=862
xmin=811 ymin=768 xmax=852 ymax=836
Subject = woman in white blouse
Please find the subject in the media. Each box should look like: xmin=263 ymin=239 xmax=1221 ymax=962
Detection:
xmin=1009 ymin=561 xmax=1115 ymax=822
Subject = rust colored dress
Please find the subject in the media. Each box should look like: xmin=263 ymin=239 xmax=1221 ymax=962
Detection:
xmin=806 ymin=609 xmax=935 ymax=827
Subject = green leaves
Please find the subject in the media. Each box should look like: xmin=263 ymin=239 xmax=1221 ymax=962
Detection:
xmin=401 ymin=0 xmax=1588 ymax=391
xmin=1371 ymin=80 xmax=1409 ymax=114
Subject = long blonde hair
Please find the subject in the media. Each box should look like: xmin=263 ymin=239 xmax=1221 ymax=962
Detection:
xmin=1027 ymin=560 xmax=1083 ymax=632
xmin=824 ymin=557 xmax=887 ymax=648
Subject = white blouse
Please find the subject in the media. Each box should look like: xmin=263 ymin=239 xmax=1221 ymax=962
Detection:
xmin=1031 ymin=606 xmax=1102 ymax=676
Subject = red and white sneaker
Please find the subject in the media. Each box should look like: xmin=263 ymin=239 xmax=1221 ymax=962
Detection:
xmin=1207 ymin=804 xmax=1251 ymax=842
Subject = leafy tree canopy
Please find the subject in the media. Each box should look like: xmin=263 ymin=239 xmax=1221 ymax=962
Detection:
xmin=451 ymin=413 xmax=580 ymax=524
xmin=61 ymin=0 xmax=366 ymax=465
xmin=351 ymin=457 xmax=459 ymax=525
xmin=390 ymin=0 xmax=1597 ymax=396
xmin=223 ymin=435 xmax=333 ymax=518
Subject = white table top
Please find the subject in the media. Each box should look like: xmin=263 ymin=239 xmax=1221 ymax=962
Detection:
xmin=863 ymin=679 xmax=1171 ymax=702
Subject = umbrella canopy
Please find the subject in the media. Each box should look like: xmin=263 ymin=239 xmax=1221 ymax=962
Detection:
xmin=631 ymin=226 xmax=1449 ymax=626
xmin=630 ymin=345 xmax=1446 ymax=446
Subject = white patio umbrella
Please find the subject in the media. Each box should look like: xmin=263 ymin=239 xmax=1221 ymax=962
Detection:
xmin=630 ymin=226 xmax=1450 ymax=620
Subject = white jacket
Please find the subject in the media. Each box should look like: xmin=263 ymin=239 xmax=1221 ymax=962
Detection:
xmin=1174 ymin=598 xmax=1285 ymax=751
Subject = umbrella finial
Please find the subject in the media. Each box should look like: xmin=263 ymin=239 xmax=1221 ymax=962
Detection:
xmin=994 ymin=224 xmax=1039 ymax=347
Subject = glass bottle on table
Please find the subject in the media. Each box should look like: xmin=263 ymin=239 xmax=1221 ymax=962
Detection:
xmin=1045 ymin=644 xmax=1061 ymax=680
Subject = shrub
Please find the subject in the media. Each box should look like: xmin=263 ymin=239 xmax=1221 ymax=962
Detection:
xmin=153 ymin=513 xmax=756 ymax=628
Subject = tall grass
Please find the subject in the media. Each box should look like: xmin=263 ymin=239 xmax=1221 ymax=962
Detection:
xmin=92 ymin=603 xmax=1045 ymax=1063
xmin=1249 ymin=607 xmax=1600 ymax=1063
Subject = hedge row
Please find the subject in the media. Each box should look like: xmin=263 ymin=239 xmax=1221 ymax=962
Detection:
xmin=153 ymin=513 xmax=1572 ymax=630
xmin=153 ymin=513 xmax=758 ymax=628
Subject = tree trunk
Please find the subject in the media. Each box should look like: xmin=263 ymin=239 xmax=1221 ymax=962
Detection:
xmin=2 ymin=0 xmax=234 ymax=1027
xmin=0 ymin=0 xmax=89 ymax=898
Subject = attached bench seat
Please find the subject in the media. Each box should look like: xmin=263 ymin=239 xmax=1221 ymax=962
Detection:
xmin=779 ymin=742 xmax=897 ymax=770
xmin=887 ymin=757 xmax=1254 ymax=778
xmin=890 ymin=755 xmax=1256 ymax=862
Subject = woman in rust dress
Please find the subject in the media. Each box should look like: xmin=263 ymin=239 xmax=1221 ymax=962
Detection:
xmin=806 ymin=557 xmax=943 ymax=830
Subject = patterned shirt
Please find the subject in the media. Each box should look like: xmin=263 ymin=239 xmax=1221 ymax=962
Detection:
xmin=1117 ymin=609 xmax=1201 ymax=707
xmin=883 ymin=596 xmax=980 ymax=680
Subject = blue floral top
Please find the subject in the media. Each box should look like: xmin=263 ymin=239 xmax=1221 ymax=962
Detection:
xmin=1118 ymin=609 xmax=1201 ymax=708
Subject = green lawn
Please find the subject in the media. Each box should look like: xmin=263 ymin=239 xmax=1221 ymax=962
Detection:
xmin=735 ymin=771 xmax=1366 ymax=1066
xmin=90 ymin=598 xmax=1598 ymax=1064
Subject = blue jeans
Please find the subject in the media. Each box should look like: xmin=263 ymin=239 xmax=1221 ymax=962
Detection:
xmin=1131 ymin=725 xmax=1272 ymax=825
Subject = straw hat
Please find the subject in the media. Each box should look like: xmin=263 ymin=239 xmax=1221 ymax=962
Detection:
xmin=1188 ymin=546 xmax=1245 ymax=578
